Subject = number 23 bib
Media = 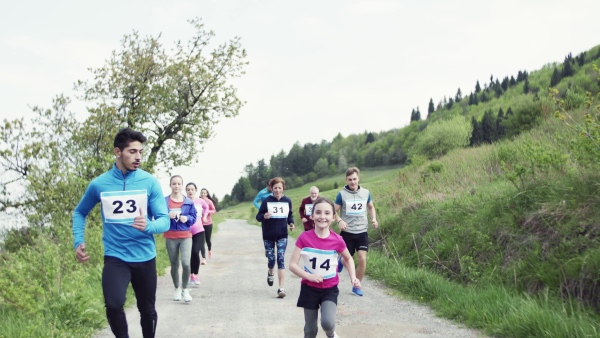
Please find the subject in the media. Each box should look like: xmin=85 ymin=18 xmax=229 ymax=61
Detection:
xmin=101 ymin=190 xmax=148 ymax=225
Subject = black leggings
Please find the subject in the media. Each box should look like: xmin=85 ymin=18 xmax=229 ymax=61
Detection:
xmin=191 ymin=231 xmax=206 ymax=274
xmin=204 ymin=224 xmax=213 ymax=251
xmin=102 ymin=256 xmax=157 ymax=338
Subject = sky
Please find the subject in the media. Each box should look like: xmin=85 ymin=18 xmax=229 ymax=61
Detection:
xmin=1 ymin=0 xmax=599 ymax=200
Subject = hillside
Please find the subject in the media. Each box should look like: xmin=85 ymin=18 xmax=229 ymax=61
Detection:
xmin=217 ymin=45 xmax=600 ymax=337
xmin=221 ymin=44 xmax=600 ymax=210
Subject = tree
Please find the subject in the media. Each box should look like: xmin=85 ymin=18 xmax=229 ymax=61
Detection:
xmin=428 ymin=98 xmax=435 ymax=116
xmin=365 ymin=132 xmax=375 ymax=144
xmin=410 ymin=116 xmax=472 ymax=159
xmin=469 ymin=116 xmax=483 ymax=146
xmin=481 ymin=110 xmax=497 ymax=143
xmin=0 ymin=18 xmax=248 ymax=219
xmin=75 ymin=18 xmax=248 ymax=172
xmin=496 ymin=108 xmax=506 ymax=139
xmin=455 ymin=88 xmax=463 ymax=102
xmin=475 ymin=80 xmax=481 ymax=93
xmin=523 ymin=79 xmax=530 ymax=94
xmin=550 ymin=67 xmax=561 ymax=87
xmin=313 ymin=158 xmax=329 ymax=177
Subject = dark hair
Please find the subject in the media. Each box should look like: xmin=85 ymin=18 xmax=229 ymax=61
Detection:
xmin=268 ymin=177 xmax=285 ymax=189
xmin=345 ymin=166 xmax=360 ymax=177
xmin=312 ymin=197 xmax=335 ymax=213
xmin=114 ymin=128 xmax=147 ymax=150
xmin=186 ymin=182 xmax=198 ymax=190
xmin=201 ymin=188 xmax=217 ymax=206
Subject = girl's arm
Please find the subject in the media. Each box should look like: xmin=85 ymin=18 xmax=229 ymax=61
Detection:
xmin=289 ymin=246 xmax=322 ymax=283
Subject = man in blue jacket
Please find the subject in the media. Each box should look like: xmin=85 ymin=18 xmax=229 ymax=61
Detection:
xmin=72 ymin=128 xmax=170 ymax=338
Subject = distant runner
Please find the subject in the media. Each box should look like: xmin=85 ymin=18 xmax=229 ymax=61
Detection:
xmin=164 ymin=175 xmax=197 ymax=302
xmin=334 ymin=167 xmax=378 ymax=296
xmin=299 ymin=186 xmax=320 ymax=231
xmin=256 ymin=177 xmax=295 ymax=298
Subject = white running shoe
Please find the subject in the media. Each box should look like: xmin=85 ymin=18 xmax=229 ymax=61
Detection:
xmin=174 ymin=288 xmax=182 ymax=301
xmin=182 ymin=288 xmax=192 ymax=302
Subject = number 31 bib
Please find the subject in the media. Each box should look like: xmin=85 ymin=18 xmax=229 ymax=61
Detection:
xmin=267 ymin=201 xmax=289 ymax=219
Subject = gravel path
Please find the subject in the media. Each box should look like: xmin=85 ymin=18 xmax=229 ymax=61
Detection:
xmin=95 ymin=219 xmax=486 ymax=338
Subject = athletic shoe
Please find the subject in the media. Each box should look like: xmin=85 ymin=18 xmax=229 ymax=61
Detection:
xmin=267 ymin=271 xmax=274 ymax=286
xmin=174 ymin=288 xmax=182 ymax=301
xmin=352 ymin=286 xmax=364 ymax=296
xmin=201 ymin=258 xmax=207 ymax=265
xmin=277 ymin=288 xmax=286 ymax=298
xmin=327 ymin=332 xmax=340 ymax=338
xmin=195 ymin=275 xmax=201 ymax=285
xmin=182 ymin=289 xmax=192 ymax=302
xmin=337 ymin=256 xmax=343 ymax=272
xmin=189 ymin=275 xmax=195 ymax=284
xmin=208 ymin=250 xmax=213 ymax=258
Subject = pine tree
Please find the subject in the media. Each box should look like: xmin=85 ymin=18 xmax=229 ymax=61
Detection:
xmin=561 ymin=55 xmax=574 ymax=78
xmin=410 ymin=108 xmax=416 ymax=121
xmin=496 ymin=108 xmax=506 ymax=138
xmin=501 ymin=76 xmax=509 ymax=91
xmin=365 ymin=132 xmax=375 ymax=144
xmin=415 ymin=107 xmax=421 ymax=121
xmin=468 ymin=93 xmax=474 ymax=105
xmin=470 ymin=116 xmax=483 ymax=146
xmin=475 ymin=80 xmax=481 ymax=93
xmin=428 ymin=98 xmax=435 ymax=116
xmin=447 ymin=98 xmax=454 ymax=110
xmin=455 ymin=88 xmax=462 ymax=102
xmin=481 ymin=110 xmax=497 ymax=143
xmin=509 ymin=76 xmax=516 ymax=86
xmin=550 ymin=67 xmax=561 ymax=87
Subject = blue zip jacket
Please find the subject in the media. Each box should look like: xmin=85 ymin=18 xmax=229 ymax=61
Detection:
xmin=253 ymin=187 xmax=272 ymax=209
xmin=256 ymin=194 xmax=294 ymax=241
xmin=164 ymin=195 xmax=197 ymax=231
xmin=72 ymin=164 xmax=170 ymax=262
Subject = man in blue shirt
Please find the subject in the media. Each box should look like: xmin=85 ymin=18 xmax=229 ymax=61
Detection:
xmin=72 ymin=128 xmax=170 ymax=338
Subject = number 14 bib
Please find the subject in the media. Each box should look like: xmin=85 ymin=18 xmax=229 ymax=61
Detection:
xmin=300 ymin=248 xmax=339 ymax=279
xmin=101 ymin=190 xmax=148 ymax=224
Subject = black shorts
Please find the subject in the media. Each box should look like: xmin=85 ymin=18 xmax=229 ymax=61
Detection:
xmin=340 ymin=231 xmax=369 ymax=256
xmin=297 ymin=283 xmax=339 ymax=310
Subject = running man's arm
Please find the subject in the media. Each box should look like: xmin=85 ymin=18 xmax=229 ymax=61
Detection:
xmin=72 ymin=183 xmax=99 ymax=250
xmin=367 ymin=201 xmax=378 ymax=228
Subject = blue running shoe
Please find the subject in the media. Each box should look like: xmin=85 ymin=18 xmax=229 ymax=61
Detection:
xmin=352 ymin=286 xmax=363 ymax=296
xmin=337 ymin=256 xmax=343 ymax=272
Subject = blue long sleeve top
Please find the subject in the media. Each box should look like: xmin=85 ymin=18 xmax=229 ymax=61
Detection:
xmin=72 ymin=164 xmax=170 ymax=262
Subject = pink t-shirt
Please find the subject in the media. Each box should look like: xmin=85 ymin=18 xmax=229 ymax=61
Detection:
xmin=295 ymin=230 xmax=347 ymax=289
xmin=201 ymin=197 xmax=216 ymax=225
xmin=190 ymin=198 xmax=209 ymax=235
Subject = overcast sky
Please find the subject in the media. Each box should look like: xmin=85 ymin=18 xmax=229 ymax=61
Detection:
xmin=1 ymin=0 xmax=599 ymax=199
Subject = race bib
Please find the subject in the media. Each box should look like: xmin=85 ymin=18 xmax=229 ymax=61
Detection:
xmin=300 ymin=248 xmax=339 ymax=279
xmin=345 ymin=199 xmax=367 ymax=215
xmin=267 ymin=202 xmax=289 ymax=219
xmin=101 ymin=190 xmax=147 ymax=224
xmin=305 ymin=204 xmax=313 ymax=216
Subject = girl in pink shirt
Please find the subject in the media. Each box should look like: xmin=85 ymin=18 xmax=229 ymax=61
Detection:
xmin=289 ymin=197 xmax=360 ymax=338
xmin=200 ymin=188 xmax=218 ymax=259
xmin=186 ymin=183 xmax=209 ymax=285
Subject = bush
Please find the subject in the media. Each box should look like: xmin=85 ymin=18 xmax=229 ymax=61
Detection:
xmin=410 ymin=116 xmax=472 ymax=160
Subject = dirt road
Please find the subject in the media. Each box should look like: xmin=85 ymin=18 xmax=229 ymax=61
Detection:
xmin=95 ymin=219 xmax=485 ymax=338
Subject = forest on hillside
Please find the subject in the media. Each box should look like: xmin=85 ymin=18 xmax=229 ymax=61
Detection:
xmin=220 ymin=45 xmax=600 ymax=208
